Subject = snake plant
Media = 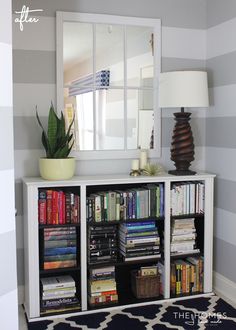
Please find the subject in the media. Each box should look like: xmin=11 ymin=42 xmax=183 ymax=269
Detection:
xmin=36 ymin=102 xmax=74 ymax=158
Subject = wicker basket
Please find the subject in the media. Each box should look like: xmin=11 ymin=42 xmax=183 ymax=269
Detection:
xmin=131 ymin=270 xmax=160 ymax=299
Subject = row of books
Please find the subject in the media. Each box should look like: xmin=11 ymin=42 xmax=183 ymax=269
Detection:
xmin=86 ymin=184 xmax=164 ymax=222
xmin=118 ymin=221 xmax=161 ymax=262
xmin=88 ymin=225 xmax=118 ymax=264
xmin=38 ymin=189 xmax=80 ymax=225
xmin=171 ymin=182 xmax=204 ymax=216
xmin=88 ymin=266 xmax=118 ymax=306
xmin=170 ymin=256 xmax=204 ymax=295
xmin=170 ymin=218 xmax=200 ymax=256
xmin=40 ymin=275 xmax=80 ymax=313
xmin=43 ymin=227 xmax=77 ymax=270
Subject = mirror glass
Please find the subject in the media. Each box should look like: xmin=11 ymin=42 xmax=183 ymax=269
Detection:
xmin=59 ymin=13 xmax=160 ymax=154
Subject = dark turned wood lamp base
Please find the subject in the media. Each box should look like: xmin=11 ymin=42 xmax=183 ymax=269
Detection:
xmin=169 ymin=108 xmax=196 ymax=176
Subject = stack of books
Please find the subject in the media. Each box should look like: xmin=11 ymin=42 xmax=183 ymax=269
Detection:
xmin=38 ymin=189 xmax=80 ymax=225
xmin=170 ymin=218 xmax=199 ymax=256
xmin=88 ymin=266 xmax=118 ymax=306
xmin=43 ymin=227 xmax=77 ymax=270
xmin=170 ymin=256 xmax=204 ymax=296
xmin=40 ymin=275 xmax=80 ymax=313
xmin=88 ymin=225 xmax=117 ymax=264
xmin=119 ymin=221 xmax=161 ymax=261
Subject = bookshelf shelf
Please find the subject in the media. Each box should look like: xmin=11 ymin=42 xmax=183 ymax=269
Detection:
xmin=171 ymin=213 xmax=204 ymax=219
xmin=23 ymin=173 xmax=215 ymax=320
xmin=39 ymin=223 xmax=80 ymax=229
xmin=40 ymin=266 xmax=81 ymax=275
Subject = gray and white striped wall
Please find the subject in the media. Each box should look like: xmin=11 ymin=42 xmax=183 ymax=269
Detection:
xmin=206 ymin=0 xmax=236 ymax=303
xmin=0 ymin=0 xmax=19 ymax=329
xmin=12 ymin=0 xmax=208 ymax=304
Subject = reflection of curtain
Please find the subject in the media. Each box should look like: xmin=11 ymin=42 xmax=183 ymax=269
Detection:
xmin=69 ymin=70 xmax=110 ymax=96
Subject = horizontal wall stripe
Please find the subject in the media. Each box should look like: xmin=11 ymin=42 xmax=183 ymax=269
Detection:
xmin=13 ymin=18 xmax=206 ymax=60
xmin=0 ymin=170 xmax=15 ymax=235
xmin=207 ymin=51 xmax=236 ymax=88
xmin=0 ymin=43 xmax=12 ymax=107
xmin=0 ymin=1 xmax=12 ymax=44
xmin=12 ymin=0 xmax=207 ymax=29
xmin=13 ymin=49 xmax=56 ymax=84
xmin=205 ymin=147 xmax=236 ymax=182
xmin=207 ymin=0 xmax=236 ymax=28
xmin=0 ymin=231 xmax=18 ymax=296
xmin=13 ymin=83 xmax=56 ymax=117
xmin=208 ymin=85 xmax=236 ymax=117
xmin=206 ymin=117 xmax=236 ymax=148
xmin=213 ymin=236 xmax=236 ymax=283
xmin=215 ymin=178 xmax=236 ymax=214
xmin=207 ymin=17 xmax=236 ymax=59
xmin=162 ymin=26 xmax=206 ymax=60
xmin=162 ymin=57 xmax=205 ymax=72
xmin=17 ymin=248 xmax=24 ymax=286
xmin=162 ymin=117 xmax=205 ymax=148
xmin=0 ymin=290 xmax=19 ymax=330
xmin=14 ymin=149 xmax=44 ymax=180
xmin=0 ymin=107 xmax=14 ymax=170
xmin=14 ymin=116 xmax=46 ymax=150
xmin=13 ymin=116 xmax=205 ymax=150
xmin=162 ymin=108 xmax=207 ymax=119
xmin=15 ymin=180 xmax=23 ymax=217
xmin=214 ymin=207 xmax=236 ymax=247
xmin=13 ymin=15 xmax=55 ymax=51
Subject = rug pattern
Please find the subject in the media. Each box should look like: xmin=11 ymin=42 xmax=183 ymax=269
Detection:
xmin=27 ymin=295 xmax=236 ymax=330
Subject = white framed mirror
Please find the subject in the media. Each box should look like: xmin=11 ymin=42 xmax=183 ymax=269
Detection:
xmin=56 ymin=12 xmax=161 ymax=160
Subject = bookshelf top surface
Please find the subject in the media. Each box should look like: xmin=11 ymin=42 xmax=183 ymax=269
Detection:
xmin=22 ymin=172 xmax=215 ymax=187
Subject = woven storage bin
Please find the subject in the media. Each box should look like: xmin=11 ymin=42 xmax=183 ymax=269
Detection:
xmin=131 ymin=270 xmax=160 ymax=299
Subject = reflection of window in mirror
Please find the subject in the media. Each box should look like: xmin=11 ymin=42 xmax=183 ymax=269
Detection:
xmin=57 ymin=12 xmax=161 ymax=158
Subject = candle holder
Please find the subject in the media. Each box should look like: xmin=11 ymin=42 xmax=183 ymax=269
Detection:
xmin=130 ymin=169 xmax=141 ymax=177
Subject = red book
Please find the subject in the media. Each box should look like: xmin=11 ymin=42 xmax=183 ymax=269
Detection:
xmin=58 ymin=191 xmax=64 ymax=225
xmin=52 ymin=190 xmax=59 ymax=224
xmin=38 ymin=190 xmax=46 ymax=224
xmin=73 ymin=195 xmax=78 ymax=223
xmin=62 ymin=192 xmax=66 ymax=224
xmin=46 ymin=190 xmax=53 ymax=224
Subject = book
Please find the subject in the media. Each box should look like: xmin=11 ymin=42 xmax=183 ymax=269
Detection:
xmin=41 ymin=275 xmax=75 ymax=290
xmin=88 ymin=279 xmax=117 ymax=293
xmin=44 ymin=260 xmax=77 ymax=269
xmin=38 ymin=190 xmax=47 ymax=224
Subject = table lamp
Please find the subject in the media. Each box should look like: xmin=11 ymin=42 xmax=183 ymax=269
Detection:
xmin=159 ymin=71 xmax=209 ymax=175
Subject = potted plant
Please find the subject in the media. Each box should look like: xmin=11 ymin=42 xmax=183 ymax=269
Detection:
xmin=36 ymin=102 xmax=75 ymax=180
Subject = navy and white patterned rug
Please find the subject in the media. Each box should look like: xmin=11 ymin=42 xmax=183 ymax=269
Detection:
xmin=27 ymin=295 xmax=236 ymax=329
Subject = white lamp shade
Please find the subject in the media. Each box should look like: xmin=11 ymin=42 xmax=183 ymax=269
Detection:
xmin=159 ymin=71 xmax=209 ymax=108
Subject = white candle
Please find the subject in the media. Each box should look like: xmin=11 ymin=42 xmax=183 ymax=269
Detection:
xmin=131 ymin=159 xmax=139 ymax=170
xmin=140 ymin=150 xmax=147 ymax=169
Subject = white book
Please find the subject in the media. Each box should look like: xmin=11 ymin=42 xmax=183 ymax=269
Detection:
xmin=41 ymin=275 xmax=75 ymax=290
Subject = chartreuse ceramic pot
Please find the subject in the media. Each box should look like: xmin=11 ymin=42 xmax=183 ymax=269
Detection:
xmin=39 ymin=158 xmax=76 ymax=180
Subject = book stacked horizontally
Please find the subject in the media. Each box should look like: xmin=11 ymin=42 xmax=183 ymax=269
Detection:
xmin=88 ymin=266 xmax=118 ymax=306
xmin=170 ymin=218 xmax=199 ymax=256
xmin=40 ymin=275 xmax=80 ymax=313
xmin=119 ymin=221 xmax=161 ymax=261
xmin=170 ymin=256 xmax=204 ymax=296
xmin=44 ymin=227 xmax=77 ymax=269
xmin=88 ymin=225 xmax=117 ymax=264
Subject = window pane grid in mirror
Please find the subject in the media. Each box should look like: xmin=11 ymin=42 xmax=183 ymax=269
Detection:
xmin=61 ymin=14 xmax=160 ymax=153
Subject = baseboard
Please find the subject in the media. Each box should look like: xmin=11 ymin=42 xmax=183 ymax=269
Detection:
xmin=18 ymin=285 xmax=24 ymax=305
xmin=213 ymin=271 xmax=236 ymax=306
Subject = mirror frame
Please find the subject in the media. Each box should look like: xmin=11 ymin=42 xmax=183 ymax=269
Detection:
xmin=56 ymin=11 xmax=161 ymax=160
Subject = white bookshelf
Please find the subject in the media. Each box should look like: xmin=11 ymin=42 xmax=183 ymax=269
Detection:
xmin=23 ymin=172 xmax=215 ymax=321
